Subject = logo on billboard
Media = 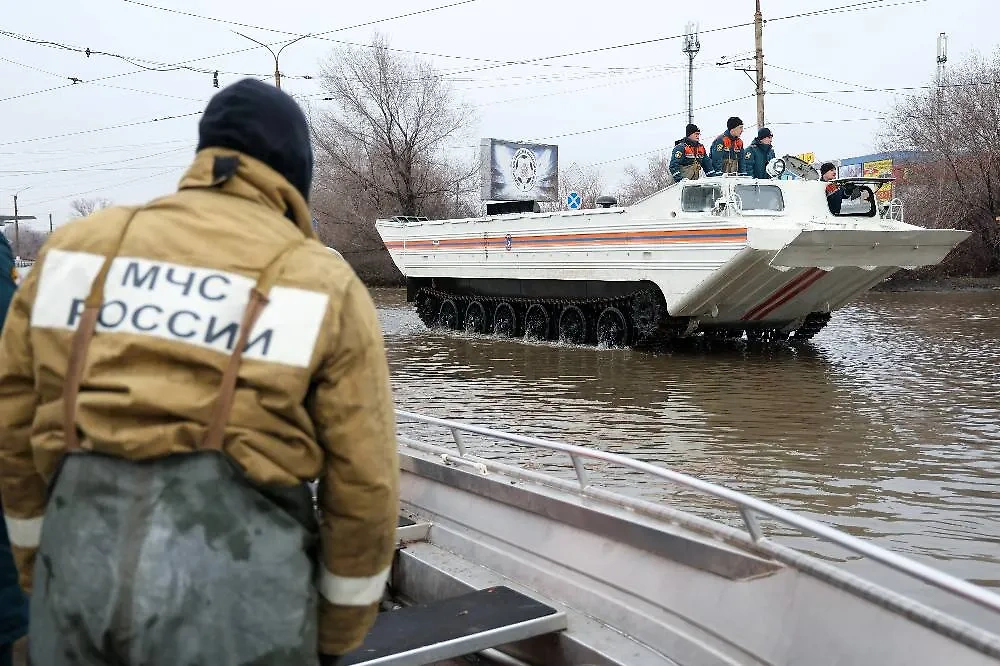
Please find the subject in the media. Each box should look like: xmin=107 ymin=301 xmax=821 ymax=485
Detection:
xmin=511 ymin=148 xmax=538 ymax=192
xmin=480 ymin=138 xmax=558 ymax=203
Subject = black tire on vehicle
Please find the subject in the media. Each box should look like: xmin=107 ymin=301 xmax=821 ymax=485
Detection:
xmin=523 ymin=303 xmax=550 ymax=341
xmin=464 ymin=301 xmax=488 ymax=334
xmin=437 ymin=299 xmax=459 ymax=329
xmin=493 ymin=302 xmax=517 ymax=338
xmin=597 ymin=306 xmax=630 ymax=348
xmin=558 ymin=305 xmax=587 ymax=345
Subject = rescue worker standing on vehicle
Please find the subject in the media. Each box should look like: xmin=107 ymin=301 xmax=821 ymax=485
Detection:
xmin=711 ymin=116 xmax=746 ymax=175
xmin=0 ymin=78 xmax=399 ymax=666
xmin=669 ymin=123 xmax=717 ymax=182
xmin=745 ymin=128 xmax=776 ymax=179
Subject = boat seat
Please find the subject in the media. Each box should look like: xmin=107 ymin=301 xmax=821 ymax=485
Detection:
xmin=340 ymin=585 xmax=567 ymax=665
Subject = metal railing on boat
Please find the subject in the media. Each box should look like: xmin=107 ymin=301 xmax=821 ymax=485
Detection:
xmin=394 ymin=408 xmax=1000 ymax=621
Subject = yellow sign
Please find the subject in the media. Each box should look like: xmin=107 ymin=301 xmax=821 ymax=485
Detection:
xmin=862 ymin=159 xmax=892 ymax=177
xmin=863 ymin=159 xmax=894 ymax=202
xmin=797 ymin=152 xmax=815 ymax=165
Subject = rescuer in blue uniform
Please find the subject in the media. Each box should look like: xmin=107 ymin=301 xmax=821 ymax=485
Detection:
xmin=745 ymin=127 xmax=776 ymax=179
xmin=669 ymin=124 xmax=717 ymax=182
xmin=711 ymin=116 xmax=746 ymax=175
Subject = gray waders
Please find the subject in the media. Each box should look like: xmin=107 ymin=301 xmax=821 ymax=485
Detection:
xmin=30 ymin=207 xmax=319 ymax=665
xmin=681 ymin=163 xmax=702 ymax=180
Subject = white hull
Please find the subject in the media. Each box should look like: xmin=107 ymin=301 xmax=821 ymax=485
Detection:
xmin=376 ymin=177 xmax=969 ymax=333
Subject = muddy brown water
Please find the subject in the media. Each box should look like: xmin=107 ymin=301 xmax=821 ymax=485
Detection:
xmin=373 ymin=287 xmax=1000 ymax=634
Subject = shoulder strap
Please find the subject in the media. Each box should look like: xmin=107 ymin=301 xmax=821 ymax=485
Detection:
xmin=200 ymin=237 xmax=307 ymax=451
xmin=64 ymin=207 xmax=143 ymax=451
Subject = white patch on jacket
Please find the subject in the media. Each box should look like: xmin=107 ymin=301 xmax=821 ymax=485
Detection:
xmin=31 ymin=249 xmax=329 ymax=369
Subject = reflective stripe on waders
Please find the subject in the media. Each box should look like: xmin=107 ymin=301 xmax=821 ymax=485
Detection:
xmin=62 ymin=207 xmax=308 ymax=453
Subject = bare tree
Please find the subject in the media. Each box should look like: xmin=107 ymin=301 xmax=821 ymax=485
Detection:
xmin=69 ymin=197 xmax=113 ymax=218
xmin=2 ymin=227 xmax=47 ymax=261
xmin=617 ymin=155 xmax=674 ymax=206
xmin=878 ymin=49 xmax=1000 ymax=275
xmin=311 ymin=33 xmax=479 ymax=284
xmin=558 ymin=163 xmax=607 ymax=209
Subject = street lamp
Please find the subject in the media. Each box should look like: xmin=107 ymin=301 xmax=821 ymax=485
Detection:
xmin=233 ymin=31 xmax=312 ymax=90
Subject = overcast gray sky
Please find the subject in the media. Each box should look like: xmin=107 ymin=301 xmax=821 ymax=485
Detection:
xmin=0 ymin=0 xmax=992 ymax=232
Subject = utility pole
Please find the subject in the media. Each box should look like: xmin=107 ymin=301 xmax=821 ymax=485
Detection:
xmin=234 ymin=31 xmax=311 ymax=90
xmin=682 ymin=23 xmax=701 ymax=126
xmin=49 ymin=212 xmax=53 ymax=233
xmin=1 ymin=187 xmax=36 ymax=259
xmin=13 ymin=186 xmax=30 ymax=258
xmin=936 ymin=32 xmax=948 ymax=119
xmin=754 ymin=0 xmax=765 ymax=128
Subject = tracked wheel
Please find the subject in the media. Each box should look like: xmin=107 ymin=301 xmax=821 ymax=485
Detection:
xmin=464 ymin=301 xmax=488 ymax=334
xmin=597 ymin=306 xmax=629 ymax=348
xmin=493 ymin=302 xmax=517 ymax=338
xmin=437 ymin=299 xmax=459 ymax=330
xmin=630 ymin=290 xmax=661 ymax=340
xmin=523 ymin=303 xmax=550 ymax=341
xmin=558 ymin=305 xmax=587 ymax=345
xmin=416 ymin=290 xmax=439 ymax=327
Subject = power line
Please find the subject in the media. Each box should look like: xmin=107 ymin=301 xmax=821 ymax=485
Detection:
xmin=0 ymin=139 xmax=189 ymax=156
xmin=765 ymin=63 xmax=875 ymax=90
xmin=30 ymin=166 xmax=181 ymax=206
xmin=767 ymin=117 xmax=886 ymax=125
xmin=444 ymin=94 xmax=756 ymax=150
xmin=123 ymin=0 xmax=667 ymax=73
xmin=0 ymin=111 xmax=201 ymax=147
xmin=433 ymin=0 xmax=929 ymax=82
xmin=0 ymin=55 xmax=82 ymax=84
xmin=473 ymin=68 xmax=705 ymax=107
xmin=767 ymin=80 xmax=886 ymax=115
xmin=0 ymin=147 xmax=189 ymax=177
xmin=765 ymin=63 xmax=1000 ymax=96
xmin=766 ymin=0 xmax=926 ymax=23
xmin=5 ymin=0 xmax=926 ymax=106
xmin=0 ymin=30 xmax=299 ymax=79
xmin=536 ymin=95 xmax=755 ymax=142
xmin=0 ymin=165 xmax=187 ymax=176
xmin=0 ymin=54 xmax=211 ymax=101
xmin=0 ymin=0 xmax=483 ymax=103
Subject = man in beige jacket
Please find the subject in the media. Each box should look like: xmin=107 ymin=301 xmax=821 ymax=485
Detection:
xmin=0 ymin=78 xmax=399 ymax=665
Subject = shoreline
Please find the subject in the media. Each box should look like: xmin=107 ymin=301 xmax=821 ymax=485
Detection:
xmin=872 ymin=274 xmax=1000 ymax=293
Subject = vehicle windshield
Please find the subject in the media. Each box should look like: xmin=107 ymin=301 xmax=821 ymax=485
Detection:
xmin=734 ymin=184 xmax=784 ymax=211
xmin=681 ymin=185 xmax=724 ymax=212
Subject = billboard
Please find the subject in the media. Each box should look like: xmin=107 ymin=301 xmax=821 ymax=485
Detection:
xmin=480 ymin=138 xmax=558 ymax=202
xmin=839 ymin=163 xmax=863 ymax=178
xmin=862 ymin=158 xmax=894 ymax=202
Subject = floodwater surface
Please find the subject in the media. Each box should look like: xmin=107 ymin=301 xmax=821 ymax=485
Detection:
xmin=374 ymin=287 xmax=1000 ymax=632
